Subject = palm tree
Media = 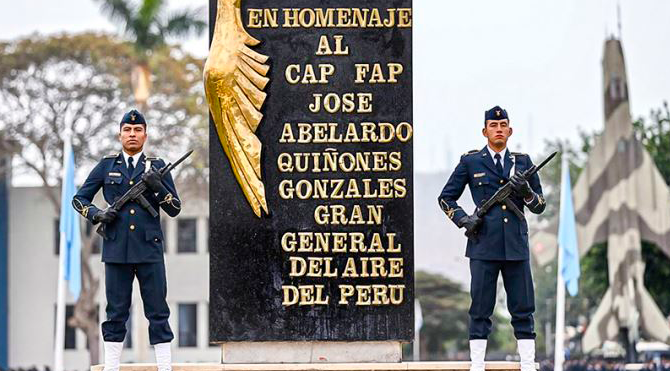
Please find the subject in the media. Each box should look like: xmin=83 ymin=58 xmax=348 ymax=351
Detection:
xmin=96 ymin=0 xmax=206 ymax=108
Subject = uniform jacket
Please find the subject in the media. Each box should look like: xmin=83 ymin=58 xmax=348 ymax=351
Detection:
xmin=438 ymin=147 xmax=546 ymax=260
xmin=72 ymin=153 xmax=181 ymax=263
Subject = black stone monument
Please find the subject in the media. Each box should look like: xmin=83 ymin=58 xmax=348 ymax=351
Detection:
xmin=209 ymin=0 xmax=414 ymax=342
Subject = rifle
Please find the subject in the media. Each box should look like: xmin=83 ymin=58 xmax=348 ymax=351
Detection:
xmin=465 ymin=151 xmax=557 ymax=239
xmin=96 ymin=150 xmax=193 ymax=238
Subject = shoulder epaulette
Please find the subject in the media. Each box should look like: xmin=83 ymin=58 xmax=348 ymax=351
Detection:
xmin=103 ymin=153 xmax=119 ymax=159
xmin=511 ymin=152 xmax=527 ymax=156
xmin=462 ymin=149 xmax=479 ymax=157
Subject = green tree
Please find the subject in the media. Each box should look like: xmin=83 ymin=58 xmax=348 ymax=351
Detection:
xmin=415 ymin=271 xmax=470 ymax=359
xmin=412 ymin=271 xmax=515 ymax=360
xmin=633 ymin=102 xmax=670 ymax=315
xmin=95 ymin=0 xmax=206 ymax=107
xmin=0 ymin=32 xmax=207 ymax=365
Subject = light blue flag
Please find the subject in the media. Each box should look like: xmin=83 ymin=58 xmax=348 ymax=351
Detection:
xmin=59 ymin=143 xmax=81 ymax=299
xmin=558 ymin=157 xmax=580 ymax=296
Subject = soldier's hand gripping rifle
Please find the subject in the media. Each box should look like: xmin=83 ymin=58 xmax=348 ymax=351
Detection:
xmin=464 ymin=151 xmax=557 ymax=239
xmin=96 ymin=150 xmax=193 ymax=238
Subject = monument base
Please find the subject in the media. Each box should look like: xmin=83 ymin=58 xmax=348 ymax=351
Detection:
xmin=220 ymin=341 xmax=401 ymax=363
xmin=91 ymin=361 xmax=531 ymax=371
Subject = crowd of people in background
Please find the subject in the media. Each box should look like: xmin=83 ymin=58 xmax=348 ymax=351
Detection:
xmin=540 ymin=358 xmax=670 ymax=371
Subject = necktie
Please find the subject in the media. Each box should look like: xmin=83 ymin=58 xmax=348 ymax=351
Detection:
xmin=494 ymin=153 xmax=503 ymax=177
xmin=128 ymin=156 xmax=135 ymax=176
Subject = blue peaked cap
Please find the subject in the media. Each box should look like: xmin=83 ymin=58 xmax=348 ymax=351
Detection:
xmin=485 ymin=106 xmax=509 ymax=122
xmin=120 ymin=109 xmax=146 ymax=127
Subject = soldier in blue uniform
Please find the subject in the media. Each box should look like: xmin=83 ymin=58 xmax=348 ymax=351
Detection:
xmin=438 ymin=106 xmax=546 ymax=371
xmin=72 ymin=110 xmax=181 ymax=371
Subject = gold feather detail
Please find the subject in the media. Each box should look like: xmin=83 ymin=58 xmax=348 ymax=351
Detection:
xmin=204 ymin=0 xmax=269 ymax=217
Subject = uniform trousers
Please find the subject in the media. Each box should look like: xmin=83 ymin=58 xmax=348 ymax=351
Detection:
xmin=102 ymin=262 xmax=174 ymax=345
xmin=469 ymin=259 xmax=536 ymax=340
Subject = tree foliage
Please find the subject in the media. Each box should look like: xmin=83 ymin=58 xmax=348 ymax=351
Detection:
xmin=415 ymin=270 xmax=470 ymax=358
xmin=96 ymin=0 xmax=206 ymax=59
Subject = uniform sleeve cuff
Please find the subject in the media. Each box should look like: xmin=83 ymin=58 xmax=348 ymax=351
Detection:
xmin=524 ymin=193 xmax=536 ymax=205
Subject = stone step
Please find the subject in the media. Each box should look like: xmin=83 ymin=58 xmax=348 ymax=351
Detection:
xmin=91 ymin=362 xmax=534 ymax=371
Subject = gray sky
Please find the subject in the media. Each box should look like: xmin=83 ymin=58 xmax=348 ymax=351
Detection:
xmin=2 ymin=0 xmax=669 ymax=176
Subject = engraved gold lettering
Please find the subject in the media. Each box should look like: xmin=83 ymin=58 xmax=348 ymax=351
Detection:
xmin=354 ymin=63 xmax=405 ymax=84
xmin=298 ymin=232 xmax=313 ymax=252
xmin=389 ymin=284 xmax=405 ymax=304
xmin=336 ymin=8 xmax=352 ymax=27
xmin=285 ymin=64 xmax=300 ymax=84
xmin=368 ymin=8 xmax=383 ymax=27
xmin=398 ymin=8 xmax=412 ymax=27
xmin=247 ymin=9 xmax=263 ymax=28
xmin=262 ymin=8 xmax=279 ymax=27
xmin=279 ymin=179 xmax=294 ymax=199
xmin=277 ymin=153 xmax=293 ymax=172
xmin=339 ymin=285 xmax=355 ymax=304
xmin=298 ymin=8 xmax=316 ymax=28
xmin=389 ymin=151 xmax=402 ymax=171
xmin=388 ymin=63 xmax=403 ymax=83
xmin=356 ymin=285 xmax=372 ymax=305
xmin=283 ymin=285 xmax=329 ymax=306
xmin=396 ymin=122 xmax=413 ymax=142
xmin=388 ymin=258 xmax=404 ymax=277
xmin=299 ymin=285 xmax=314 ymax=305
xmin=289 ymin=256 xmax=307 ymax=276
xmin=316 ymin=35 xmax=349 ymax=55
xmin=332 ymin=232 xmax=347 ymax=252
xmin=370 ymin=257 xmax=387 ymax=277
xmin=281 ymin=232 xmax=296 ymax=252
xmin=282 ymin=285 xmax=299 ymax=306
xmin=360 ymin=122 xmax=377 ymax=142
xmin=315 ymin=9 xmax=336 ymax=27
xmin=279 ymin=123 xmax=296 ymax=143
xmin=383 ymin=9 xmax=396 ymax=27
xmin=297 ymin=123 xmax=313 ymax=143
xmin=342 ymin=258 xmax=358 ymax=278
xmin=283 ymin=8 xmax=300 ymax=27
xmin=372 ymin=285 xmax=390 ymax=305
xmin=386 ymin=232 xmax=401 ymax=253
xmin=394 ymin=178 xmax=407 ymax=198
xmin=369 ymin=233 xmax=384 ymax=252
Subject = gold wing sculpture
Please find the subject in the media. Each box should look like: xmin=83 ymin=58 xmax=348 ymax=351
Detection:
xmin=204 ymin=0 xmax=269 ymax=217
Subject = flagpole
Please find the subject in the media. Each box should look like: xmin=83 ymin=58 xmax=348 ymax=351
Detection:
xmin=554 ymin=250 xmax=566 ymax=371
xmin=413 ymin=299 xmax=423 ymax=361
xmin=54 ymin=127 xmax=73 ymax=371
xmin=54 ymin=235 xmax=67 ymax=371
xmin=554 ymin=156 xmax=569 ymax=371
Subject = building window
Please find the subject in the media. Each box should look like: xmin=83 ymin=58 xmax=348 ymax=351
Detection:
xmin=65 ymin=305 xmax=76 ymax=349
xmin=178 ymin=303 xmax=197 ymax=347
xmin=54 ymin=304 xmax=76 ymax=349
xmin=54 ymin=218 xmax=60 ymax=255
xmin=177 ymin=218 xmax=197 ymax=253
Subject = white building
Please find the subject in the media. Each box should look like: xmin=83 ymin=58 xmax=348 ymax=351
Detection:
xmin=7 ymin=184 xmax=219 ymax=370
